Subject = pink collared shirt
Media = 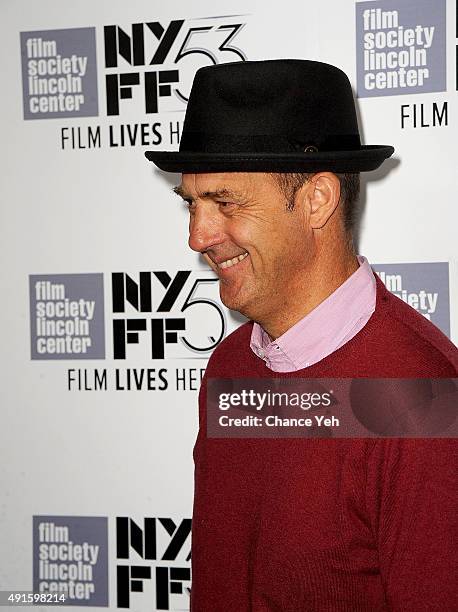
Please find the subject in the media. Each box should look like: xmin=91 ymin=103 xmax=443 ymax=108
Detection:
xmin=250 ymin=256 xmax=376 ymax=372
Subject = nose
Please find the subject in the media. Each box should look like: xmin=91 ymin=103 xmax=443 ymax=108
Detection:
xmin=188 ymin=202 xmax=225 ymax=253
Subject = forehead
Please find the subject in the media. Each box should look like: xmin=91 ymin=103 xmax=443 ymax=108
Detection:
xmin=179 ymin=172 xmax=273 ymax=198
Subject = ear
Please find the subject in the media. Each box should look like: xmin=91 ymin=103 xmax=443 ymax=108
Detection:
xmin=299 ymin=172 xmax=341 ymax=229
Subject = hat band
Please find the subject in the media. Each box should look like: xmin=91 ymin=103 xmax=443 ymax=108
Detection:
xmin=179 ymin=132 xmax=361 ymax=153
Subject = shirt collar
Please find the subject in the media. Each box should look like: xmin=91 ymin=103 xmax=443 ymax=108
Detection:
xmin=249 ymin=256 xmax=376 ymax=372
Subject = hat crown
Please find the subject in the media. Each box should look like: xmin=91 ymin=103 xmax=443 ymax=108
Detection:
xmin=144 ymin=58 xmax=394 ymax=173
xmin=180 ymin=59 xmax=361 ymax=154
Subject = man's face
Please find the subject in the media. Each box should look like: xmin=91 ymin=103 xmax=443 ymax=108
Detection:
xmin=177 ymin=172 xmax=315 ymax=323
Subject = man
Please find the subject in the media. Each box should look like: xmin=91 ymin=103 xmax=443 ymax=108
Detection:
xmin=146 ymin=61 xmax=457 ymax=611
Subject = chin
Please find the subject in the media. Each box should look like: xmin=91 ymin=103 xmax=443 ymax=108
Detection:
xmin=220 ymin=288 xmax=256 ymax=319
xmin=220 ymin=294 xmax=242 ymax=314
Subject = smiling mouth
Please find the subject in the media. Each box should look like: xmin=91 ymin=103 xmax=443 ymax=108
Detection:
xmin=218 ymin=252 xmax=249 ymax=269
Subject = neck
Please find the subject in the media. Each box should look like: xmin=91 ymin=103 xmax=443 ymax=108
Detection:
xmin=259 ymin=244 xmax=359 ymax=340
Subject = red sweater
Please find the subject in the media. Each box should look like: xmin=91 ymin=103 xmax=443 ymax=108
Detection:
xmin=191 ymin=277 xmax=457 ymax=611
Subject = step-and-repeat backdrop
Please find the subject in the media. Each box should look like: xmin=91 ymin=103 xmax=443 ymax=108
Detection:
xmin=1 ymin=0 xmax=456 ymax=610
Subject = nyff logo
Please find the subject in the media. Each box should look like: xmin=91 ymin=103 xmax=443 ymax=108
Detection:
xmin=111 ymin=270 xmax=226 ymax=359
xmin=116 ymin=517 xmax=191 ymax=610
xmin=103 ymin=16 xmax=247 ymax=115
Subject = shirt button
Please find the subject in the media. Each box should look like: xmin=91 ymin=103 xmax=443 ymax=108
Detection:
xmin=258 ymin=348 xmax=265 ymax=358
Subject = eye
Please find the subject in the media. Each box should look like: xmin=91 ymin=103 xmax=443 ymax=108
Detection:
xmin=184 ymin=199 xmax=196 ymax=212
xmin=217 ymin=201 xmax=235 ymax=210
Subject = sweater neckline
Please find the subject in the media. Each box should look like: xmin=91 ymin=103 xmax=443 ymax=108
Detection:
xmin=253 ymin=274 xmax=391 ymax=377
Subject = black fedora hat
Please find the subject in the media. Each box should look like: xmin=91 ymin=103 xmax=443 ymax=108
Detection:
xmin=145 ymin=59 xmax=394 ymax=173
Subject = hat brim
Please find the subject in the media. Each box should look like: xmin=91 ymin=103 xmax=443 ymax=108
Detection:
xmin=145 ymin=145 xmax=394 ymax=173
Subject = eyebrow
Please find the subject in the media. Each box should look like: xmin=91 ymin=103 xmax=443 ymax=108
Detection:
xmin=172 ymin=186 xmax=243 ymax=202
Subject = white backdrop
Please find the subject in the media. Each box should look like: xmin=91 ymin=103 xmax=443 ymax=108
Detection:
xmin=1 ymin=0 xmax=457 ymax=610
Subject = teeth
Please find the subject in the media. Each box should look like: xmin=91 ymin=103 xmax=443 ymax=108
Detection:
xmin=219 ymin=252 xmax=248 ymax=269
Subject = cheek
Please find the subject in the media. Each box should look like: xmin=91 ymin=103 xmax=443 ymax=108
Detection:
xmin=226 ymin=224 xmax=256 ymax=250
xmin=228 ymin=217 xmax=278 ymax=251
xmin=270 ymin=222 xmax=311 ymax=266
xmin=227 ymin=211 xmax=304 ymax=258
